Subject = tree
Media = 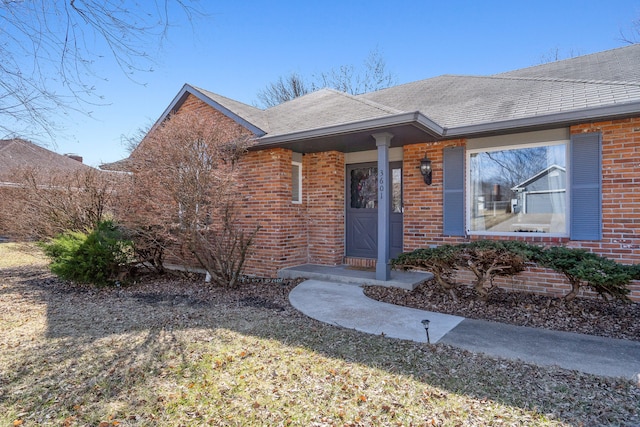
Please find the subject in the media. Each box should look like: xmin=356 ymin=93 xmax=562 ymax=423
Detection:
xmin=1 ymin=167 xmax=123 ymax=239
xmin=620 ymin=15 xmax=640 ymax=44
xmin=125 ymin=109 xmax=258 ymax=287
xmin=538 ymin=47 xmax=579 ymax=64
xmin=315 ymin=48 xmax=397 ymax=95
xmin=0 ymin=0 xmax=200 ymax=139
xmin=256 ymin=48 xmax=397 ymax=107
xmin=255 ymin=73 xmax=310 ymax=108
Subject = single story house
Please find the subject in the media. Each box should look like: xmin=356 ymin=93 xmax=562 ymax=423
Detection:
xmin=122 ymin=44 xmax=640 ymax=300
xmin=0 ymin=138 xmax=92 ymax=238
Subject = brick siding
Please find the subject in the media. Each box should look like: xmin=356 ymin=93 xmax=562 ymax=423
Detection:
xmin=150 ymin=94 xmax=640 ymax=300
xmin=399 ymin=118 xmax=640 ymax=301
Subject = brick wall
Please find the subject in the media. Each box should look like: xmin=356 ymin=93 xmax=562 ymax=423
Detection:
xmin=400 ymin=118 xmax=640 ymax=301
xmin=571 ymin=118 xmax=640 ymax=263
xmin=305 ymin=151 xmax=345 ymax=265
xmin=403 ymin=140 xmax=467 ymax=251
xmin=238 ymin=148 xmax=307 ymax=276
xmin=142 ymin=92 xmax=640 ymax=300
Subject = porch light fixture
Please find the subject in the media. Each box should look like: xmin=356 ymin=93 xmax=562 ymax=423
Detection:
xmin=421 ymin=319 xmax=431 ymax=343
xmin=419 ymin=156 xmax=432 ymax=185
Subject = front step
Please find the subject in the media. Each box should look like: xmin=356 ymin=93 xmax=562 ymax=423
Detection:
xmin=278 ymin=264 xmax=432 ymax=290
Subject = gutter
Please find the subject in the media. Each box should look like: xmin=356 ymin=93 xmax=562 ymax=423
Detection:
xmin=443 ymin=100 xmax=640 ymax=137
xmin=253 ymin=100 xmax=640 ymax=147
xmin=255 ymin=111 xmax=444 ymax=146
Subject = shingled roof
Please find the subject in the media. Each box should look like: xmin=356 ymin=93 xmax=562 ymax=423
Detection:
xmin=0 ymin=138 xmax=92 ymax=182
xmin=119 ymin=43 xmax=640 ymax=159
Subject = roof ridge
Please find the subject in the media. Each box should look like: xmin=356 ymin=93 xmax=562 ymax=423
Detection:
xmin=494 ymin=43 xmax=640 ymax=76
xmin=192 ymin=85 xmax=264 ymax=112
xmin=332 ymin=89 xmax=404 ymax=114
xmin=478 ymin=74 xmax=640 ymax=87
xmin=265 ymin=88 xmax=339 ymax=110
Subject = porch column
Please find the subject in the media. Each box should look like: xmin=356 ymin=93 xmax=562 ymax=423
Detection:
xmin=373 ymin=132 xmax=393 ymax=281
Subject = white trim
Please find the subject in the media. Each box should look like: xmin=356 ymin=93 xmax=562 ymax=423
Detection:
xmin=292 ymin=161 xmax=302 ymax=204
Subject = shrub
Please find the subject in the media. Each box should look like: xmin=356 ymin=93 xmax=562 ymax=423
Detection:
xmin=393 ymin=240 xmax=543 ymax=301
xmin=41 ymin=220 xmax=134 ymax=286
xmin=393 ymin=245 xmax=461 ymax=300
xmin=457 ymin=240 xmax=539 ymax=301
xmin=538 ymin=247 xmax=632 ymax=302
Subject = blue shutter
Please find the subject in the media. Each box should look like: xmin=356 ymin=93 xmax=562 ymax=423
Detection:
xmin=443 ymin=146 xmax=465 ymax=236
xmin=570 ymin=132 xmax=602 ymax=240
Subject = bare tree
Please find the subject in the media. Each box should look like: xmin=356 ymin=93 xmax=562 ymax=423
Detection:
xmin=120 ymin=120 xmax=156 ymax=154
xmin=0 ymin=167 xmax=122 ymax=239
xmin=256 ymin=73 xmax=311 ymax=108
xmin=538 ymin=47 xmax=579 ymax=64
xmin=0 ymin=0 xmax=201 ymax=139
xmin=315 ymin=48 xmax=397 ymax=95
xmin=256 ymin=48 xmax=397 ymax=107
xmin=125 ymin=110 xmax=259 ymax=287
xmin=620 ymin=15 xmax=640 ymax=44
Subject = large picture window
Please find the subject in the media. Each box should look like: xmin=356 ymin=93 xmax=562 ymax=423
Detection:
xmin=467 ymin=142 xmax=567 ymax=235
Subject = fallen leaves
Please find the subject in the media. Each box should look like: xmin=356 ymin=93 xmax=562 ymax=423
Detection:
xmin=365 ymin=281 xmax=640 ymax=341
xmin=1 ymin=263 xmax=639 ymax=426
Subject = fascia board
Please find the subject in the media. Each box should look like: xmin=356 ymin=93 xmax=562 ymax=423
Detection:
xmin=444 ymin=101 xmax=640 ymax=138
xmin=256 ymin=112 xmax=444 ymax=146
xmin=151 ymin=84 xmax=266 ymax=137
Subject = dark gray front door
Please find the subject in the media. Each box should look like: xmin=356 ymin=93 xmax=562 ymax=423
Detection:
xmin=346 ymin=162 xmax=403 ymax=259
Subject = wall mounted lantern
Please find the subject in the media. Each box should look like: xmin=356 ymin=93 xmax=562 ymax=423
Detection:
xmin=419 ymin=156 xmax=432 ymax=185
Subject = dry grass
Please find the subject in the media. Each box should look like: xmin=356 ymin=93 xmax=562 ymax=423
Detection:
xmin=0 ymin=242 xmax=49 ymax=268
xmin=1 ymin=243 xmax=639 ymax=426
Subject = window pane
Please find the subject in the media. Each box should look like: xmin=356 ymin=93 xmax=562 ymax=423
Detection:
xmin=350 ymin=167 xmax=377 ymax=209
xmin=469 ymin=144 xmax=566 ymax=234
xmin=392 ymin=167 xmax=402 ymax=213
xmin=292 ymin=163 xmax=301 ymax=203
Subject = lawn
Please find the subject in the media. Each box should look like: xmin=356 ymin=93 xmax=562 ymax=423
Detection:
xmin=0 ymin=243 xmax=638 ymax=426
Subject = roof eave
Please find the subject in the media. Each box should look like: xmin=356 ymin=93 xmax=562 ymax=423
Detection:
xmin=444 ymin=100 xmax=640 ymax=138
xmin=255 ymin=111 xmax=443 ymax=148
xmin=154 ymin=84 xmax=267 ymax=137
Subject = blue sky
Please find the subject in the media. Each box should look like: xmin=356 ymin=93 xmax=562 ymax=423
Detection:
xmin=35 ymin=0 xmax=640 ymax=166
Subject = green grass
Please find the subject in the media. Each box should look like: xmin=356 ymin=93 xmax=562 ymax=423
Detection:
xmin=0 ymin=242 xmax=638 ymax=426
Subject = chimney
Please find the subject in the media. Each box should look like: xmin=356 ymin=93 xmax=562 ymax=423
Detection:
xmin=65 ymin=153 xmax=83 ymax=163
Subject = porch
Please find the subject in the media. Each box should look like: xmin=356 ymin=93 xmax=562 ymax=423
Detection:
xmin=278 ymin=264 xmax=432 ymax=290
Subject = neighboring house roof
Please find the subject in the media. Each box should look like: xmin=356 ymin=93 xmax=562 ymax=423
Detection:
xmin=511 ymin=165 xmax=567 ymax=191
xmin=0 ymin=138 xmax=92 ymax=183
xmin=119 ymin=44 xmax=640 ymax=159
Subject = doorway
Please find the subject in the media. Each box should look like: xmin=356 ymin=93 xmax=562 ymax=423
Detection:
xmin=345 ymin=162 xmax=403 ymax=259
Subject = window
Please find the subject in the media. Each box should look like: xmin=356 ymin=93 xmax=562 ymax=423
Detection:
xmin=348 ymin=165 xmax=403 ymax=211
xmin=467 ymin=141 xmax=568 ymax=236
xmin=292 ymin=161 xmax=302 ymax=203
xmin=444 ymin=132 xmax=601 ymax=240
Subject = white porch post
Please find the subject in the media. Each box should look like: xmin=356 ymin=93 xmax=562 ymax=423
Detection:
xmin=373 ymin=132 xmax=393 ymax=281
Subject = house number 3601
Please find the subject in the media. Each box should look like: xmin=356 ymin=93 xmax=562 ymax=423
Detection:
xmin=379 ymin=169 xmax=384 ymax=196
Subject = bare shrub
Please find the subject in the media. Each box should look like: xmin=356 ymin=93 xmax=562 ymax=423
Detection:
xmin=125 ymin=110 xmax=258 ymax=287
xmin=1 ymin=167 xmax=123 ymax=239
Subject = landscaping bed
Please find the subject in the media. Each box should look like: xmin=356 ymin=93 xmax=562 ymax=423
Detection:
xmin=364 ymin=280 xmax=640 ymax=342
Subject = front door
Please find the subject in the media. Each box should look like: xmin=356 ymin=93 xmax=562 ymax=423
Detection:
xmin=346 ymin=162 xmax=403 ymax=259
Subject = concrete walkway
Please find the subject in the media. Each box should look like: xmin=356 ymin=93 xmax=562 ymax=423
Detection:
xmin=280 ymin=264 xmax=431 ymax=290
xmin=289 ymin=279 xmax=640 ymax=380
